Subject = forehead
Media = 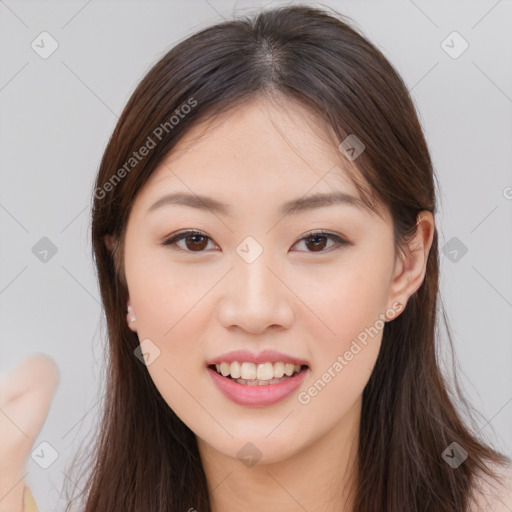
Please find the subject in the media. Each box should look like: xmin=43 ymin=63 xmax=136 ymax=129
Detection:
xmin=133 ymin=98 xmax=384 ymax=228
xmin=136 ymin=96 xmax=366 ymax=212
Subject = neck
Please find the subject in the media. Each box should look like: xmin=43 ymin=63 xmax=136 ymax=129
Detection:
xmin=197 ymin=397 xmax=361 ymax=512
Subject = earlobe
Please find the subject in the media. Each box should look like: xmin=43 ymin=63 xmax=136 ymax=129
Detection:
xmin=126 ymin=298 xmax=137 ymax=332
xmin=104 ymin=234 xmax=117 ymax=252
xmin=387 ymin=211 xmax=435 ymax=315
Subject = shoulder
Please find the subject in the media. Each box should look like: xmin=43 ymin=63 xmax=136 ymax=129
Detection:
xmin=468 ymin=462 xmax=512 ymax=512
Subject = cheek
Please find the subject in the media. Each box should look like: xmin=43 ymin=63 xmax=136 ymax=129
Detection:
xmin=126 ymin=245 xmax=205 ymax=334
xmin=298 ymin=291 xmax=384 ymax=421
xmin=295 ymin=254 xmax=389 ymax=408
xmin=296 ymin=334 xmax=380 ymax=435
xmin=124 ymin=250 xmax=209 ymax=407
xmin=137 ymin=302 xmax=208 ymax=428
xmin=298 ymin=253 xmax=391 ymax=345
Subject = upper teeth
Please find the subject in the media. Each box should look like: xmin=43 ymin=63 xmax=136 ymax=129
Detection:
xmin=215 ymin=361 xmax=302 ymax=380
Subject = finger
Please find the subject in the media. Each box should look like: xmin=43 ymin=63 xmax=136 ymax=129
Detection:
xmin=0 ymin=354 xmax=60 ymax=405
xmin=0 ymin=354 xmax=60 ymax=440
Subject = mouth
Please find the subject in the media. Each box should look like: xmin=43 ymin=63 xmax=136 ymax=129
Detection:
xmin=207 ymin=362 xmax=309 ymax=386
xmin=206 ymin=361 xmax=310 ymax=407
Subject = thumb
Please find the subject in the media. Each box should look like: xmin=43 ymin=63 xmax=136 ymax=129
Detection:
xmin=0 ymin=353 xmax=60 ymax=443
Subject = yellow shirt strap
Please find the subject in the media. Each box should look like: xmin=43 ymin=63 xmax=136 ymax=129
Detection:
xmin=23 ymin=486 xmax=39 ymax=512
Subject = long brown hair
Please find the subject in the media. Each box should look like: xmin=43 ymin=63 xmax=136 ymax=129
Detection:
xmin=67 ymin=5 xmax=509 ymax=511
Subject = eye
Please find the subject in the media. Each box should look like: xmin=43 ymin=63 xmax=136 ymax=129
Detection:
xmin=161 ymin=230 xmax=218 ymax=252
xmin=161 ymin=229 xmax=351 ymax=253
xmin=291 ymin=230 xmax=351 ymax=253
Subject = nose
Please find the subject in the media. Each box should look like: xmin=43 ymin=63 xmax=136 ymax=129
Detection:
xmin=216 ymin=254 xmax=295 ymax=334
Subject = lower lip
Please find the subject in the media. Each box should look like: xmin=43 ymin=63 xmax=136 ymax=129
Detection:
xmin=207 ymin=366 xmax=309 ymax=407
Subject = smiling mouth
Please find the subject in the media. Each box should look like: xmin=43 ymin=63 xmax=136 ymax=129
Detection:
xmin=207 ymin=363 xmax=309 ymax=386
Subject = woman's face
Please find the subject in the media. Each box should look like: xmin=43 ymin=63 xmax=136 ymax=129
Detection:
xmin=121 ymin=96 xmax=407 ymax=465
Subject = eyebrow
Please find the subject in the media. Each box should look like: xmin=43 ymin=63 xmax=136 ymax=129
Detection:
xmin=146 ymin=191 xmax=367 ymax=217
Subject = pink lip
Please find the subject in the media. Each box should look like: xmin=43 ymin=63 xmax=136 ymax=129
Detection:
xmin=207 ymin=366 xmax=309 ymax=407
xmin=205 ymin=349 xmax=309 ymax=367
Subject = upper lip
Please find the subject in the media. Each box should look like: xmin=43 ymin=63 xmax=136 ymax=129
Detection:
xmin=206 ymin=349 xmax=309 ymax=367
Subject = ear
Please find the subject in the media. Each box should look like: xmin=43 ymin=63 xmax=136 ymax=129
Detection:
xmin=104 ymin=234 xmax=132 ymax=328
xmin=104 ymin=234 xmax=117 ymax=252
xmin=386 ymin=211 xmax=435 ymax=318
xmin=126 ymin=297 xmax=138 ymax=332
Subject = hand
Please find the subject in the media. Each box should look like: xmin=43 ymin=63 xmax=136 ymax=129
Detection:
xmin=0 ymin=354 xmax=60 ymax=481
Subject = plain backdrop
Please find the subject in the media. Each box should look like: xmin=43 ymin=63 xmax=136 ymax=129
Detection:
xmin=1 ymin=0 xmax=511 ymax=510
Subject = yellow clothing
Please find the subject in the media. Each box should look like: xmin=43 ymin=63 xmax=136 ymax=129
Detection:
xmin=23 ymin=486 xmax=39 ymax=512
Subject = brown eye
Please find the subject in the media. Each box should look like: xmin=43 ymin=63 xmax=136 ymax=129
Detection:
xmin=304 ymin=235 xmax=329 ymax=252
xmin=183 ymin=234 xmax=209 ymax=251
xmin=161 ymin=231 xmax=217 ymax=252
xmin=293 ymin=231 xmax=350 ymax=253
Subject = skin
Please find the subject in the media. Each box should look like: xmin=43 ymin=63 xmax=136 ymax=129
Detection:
xmin=119 ymin=95 xmax=435 ymax=511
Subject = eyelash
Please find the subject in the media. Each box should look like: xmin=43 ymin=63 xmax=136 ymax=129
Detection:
xmin=160 ymin=229 xmax=351 ymax=253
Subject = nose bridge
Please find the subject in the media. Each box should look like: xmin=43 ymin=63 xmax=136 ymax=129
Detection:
xmin=234 ymin=233 xmax=277 ymax=294
xmin=236 ymin=246 xmax=279 ymax=305
xmin=217 ymin=242 xmax=295 ymax=332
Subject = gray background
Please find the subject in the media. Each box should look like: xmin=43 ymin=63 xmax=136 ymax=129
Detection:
xmin=1 ymin=0 xmax=511 ymax=510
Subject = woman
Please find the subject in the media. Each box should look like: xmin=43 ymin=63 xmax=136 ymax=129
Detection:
xmin=1 ymin=5 xmax=510 ymax=512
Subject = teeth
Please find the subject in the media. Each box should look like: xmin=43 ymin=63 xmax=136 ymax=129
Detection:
xmin=213 ymin=361 xmax=304 ymax=380
xmin=274 ymin=361 xmax=285 ymax=378
xmin=230 ymin=361 xmax=241 ymax=379
xmin=241 ymin=362 xmax=257 ymax=380
xmin=256 ymin=362 xmax=274 ymax=380
xmin=220 ymin=362 xmax=230 ymax=377
xmin=285 ymin=363 xmax=295 ymax=377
